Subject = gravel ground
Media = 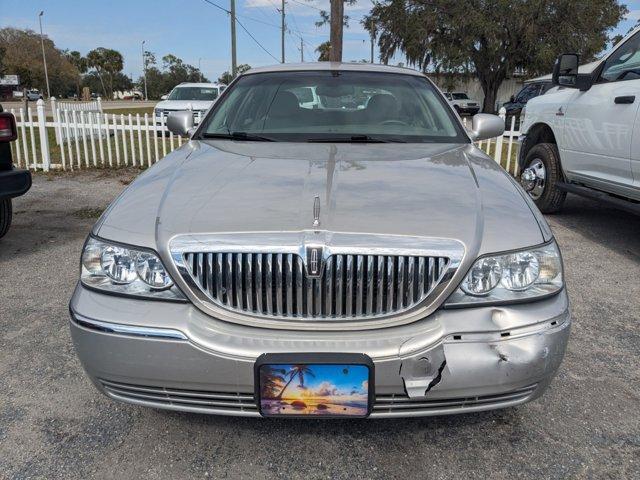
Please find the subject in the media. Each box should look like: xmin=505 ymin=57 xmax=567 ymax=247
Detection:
xmin=0 ymin=171 xmax=638 ymax=479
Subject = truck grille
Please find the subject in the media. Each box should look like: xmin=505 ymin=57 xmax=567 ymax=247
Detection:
xmin=183 ymin=252 xmax=449 ymax=319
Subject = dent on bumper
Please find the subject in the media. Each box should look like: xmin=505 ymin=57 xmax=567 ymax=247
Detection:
xmin=69 ymin=285 xmax=570 ymax=417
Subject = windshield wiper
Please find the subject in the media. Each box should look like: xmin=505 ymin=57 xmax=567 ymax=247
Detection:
xmin=307 ymin=135 xmax=405 ymax=143
xmin=201 ymin=132 xmax=275 ymax=142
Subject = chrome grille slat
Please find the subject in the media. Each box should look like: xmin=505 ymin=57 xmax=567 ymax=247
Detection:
xmin=376 ymin=256 xmax=384 ymax=314
xmin=265 ymin=254 xmax=273 ymax=315
xmin=295 ymin=257 xmax=303 ymax=317
xmin=336 ymin=255 xmax=344 ymax=316
xmin=215 ymin=253 xmax=223 ymax=303
xmin=386 ymin=256 xmax=395 ymax=312
xmin=285 ymin=254 xmax=293 ymax=316
xmin=325 ymin=257 xmax=333 ymax=316
xmin=245 ymin=253 xmax=253 ymax=311
xmin=365 ymin=256 xmax=374 ymax=315
xmin=184 ymin=252 xmax=450 ymax=321
xmin=255 ymin=255 xmax=263 ymax=313
xmin=355 ymin=255 xmax=364 ymax=316
xmin=275 ymin=253 xmax=283 ymax=316
xmin=346 ymin=255 xmax=354 ymax=316
xmin=235 ymin=254 xmax=243 ymax=310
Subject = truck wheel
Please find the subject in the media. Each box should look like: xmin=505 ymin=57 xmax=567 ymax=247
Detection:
xmin=520 ymin=143 xmax=566 ymax=213
xmin=0 ymin=198 xmax=12 ymax=239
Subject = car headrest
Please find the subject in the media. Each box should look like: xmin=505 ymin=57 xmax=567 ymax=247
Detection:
xmin=269 ymin=91 xmax=300 ymax=118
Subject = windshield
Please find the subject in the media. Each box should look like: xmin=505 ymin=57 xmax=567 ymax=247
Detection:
xmin=199 ymin=71 xmax=467 ymax=143
xmin=167 ymin=86 xmax=219 ymax=101
xmin=451 ymin=93 xmax=469 ymax=100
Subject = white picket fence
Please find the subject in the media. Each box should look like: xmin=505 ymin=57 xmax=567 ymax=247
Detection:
xmin=7 ymin=99 xmax=520 ymax=176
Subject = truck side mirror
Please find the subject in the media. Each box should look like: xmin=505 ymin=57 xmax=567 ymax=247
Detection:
xmin=552 ymin=53 xmax=593 ymax=91
xmin=509 ymin=95 xmax=515 ymax=103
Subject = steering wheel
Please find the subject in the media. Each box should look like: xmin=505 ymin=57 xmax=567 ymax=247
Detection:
xmin=380 ymin=119 xmax=407 ymax=126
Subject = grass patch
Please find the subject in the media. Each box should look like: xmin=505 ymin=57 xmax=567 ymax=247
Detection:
xmin=73 ymin=207 xmax=105 ymax=219
xmin=103 ymin=107 xmax=155 ymax=116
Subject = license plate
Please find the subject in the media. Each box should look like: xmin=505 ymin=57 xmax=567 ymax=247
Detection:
xmin=255 ymin=353 xmax=374 ymax=417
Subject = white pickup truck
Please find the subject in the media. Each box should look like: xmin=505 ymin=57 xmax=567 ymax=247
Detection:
xmin=519 ymin=27 xmax=640 ymax=214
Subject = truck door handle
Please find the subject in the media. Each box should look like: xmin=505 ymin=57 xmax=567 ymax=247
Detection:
xmin=614 ymin=95 xmax=635 ymax=104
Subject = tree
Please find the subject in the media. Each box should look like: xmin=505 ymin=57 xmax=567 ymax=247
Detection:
xmin=0 ymin=27 xmax=78 ymax=96
xmin=134 ymin=52 xmax=208 ymax=99
xmin=367 ymin=0 xmax=627 ymax=113
xmin=316 ymin=41 xmax=332 ymax=61
xmin=217 ymin=64 xmax=251 ymax=84
xmin=82 ymin=71 xmax=132 ymax=96
xmin=276 ymin=365 xmax=316 ymax=399
xmin=65 ymin=50 xmax=88 ymax=98
xmin=0 ymin=46 xmax=6 ymax=75
xmin=87 ymin=47 xmax=124 ymax=99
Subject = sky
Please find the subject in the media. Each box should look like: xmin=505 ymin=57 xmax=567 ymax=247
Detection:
xmin=1 ymin=0 xmax=640 ymax=82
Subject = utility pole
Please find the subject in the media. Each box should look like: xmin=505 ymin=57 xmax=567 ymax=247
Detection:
xmin=300 ymin=38 xmax=304 ymax=62
xmin=281 ymin=0 xmax=286 ymax=63
xmin=38 ymin=11 xmax=51 ymax=99
xmin=370 ymin=17 xmax=375 ymax=64
xmin=329 ymin=0 xmax=343 ymax=62
xmin=141 ymin=40 xmax=148 ymax=101
xmin=230 ymin=0 xmax=237 ymax=77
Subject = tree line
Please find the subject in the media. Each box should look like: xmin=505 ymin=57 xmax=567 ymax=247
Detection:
xmin=0 ymin=27 xmax=210 ymax=100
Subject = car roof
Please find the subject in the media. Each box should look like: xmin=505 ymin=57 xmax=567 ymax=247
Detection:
xmin=175 ymin=82 xmax=225 ymax=88
xmin=243 ymin=62 xmax=425 ymax=77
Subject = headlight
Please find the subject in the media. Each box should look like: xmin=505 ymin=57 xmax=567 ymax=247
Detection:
xmin=446 ymin=241 xmax=563 ymax=307
xmin=81 ymin=237 xmax=185 ymax=300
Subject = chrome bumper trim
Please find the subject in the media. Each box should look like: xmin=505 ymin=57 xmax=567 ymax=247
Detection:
xmin=70 ymin=312 xmax=188 ymax=340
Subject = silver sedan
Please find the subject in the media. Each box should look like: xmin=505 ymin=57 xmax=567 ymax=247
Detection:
xmin=69 ymin=63 xmax=569 ymax=418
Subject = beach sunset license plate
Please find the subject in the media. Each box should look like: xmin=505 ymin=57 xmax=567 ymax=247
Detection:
xmin=257 ymin=362 xmax=372 ymax=417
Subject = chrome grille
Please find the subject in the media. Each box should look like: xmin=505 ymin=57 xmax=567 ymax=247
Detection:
xmin=183 ymin=252 xmax=450 ymax=320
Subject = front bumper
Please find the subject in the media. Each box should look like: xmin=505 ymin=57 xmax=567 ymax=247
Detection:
xmin=69 ymin=284 xmax=570 ymax=418
xmin=0 ymin=168 xmax=31 ymax=199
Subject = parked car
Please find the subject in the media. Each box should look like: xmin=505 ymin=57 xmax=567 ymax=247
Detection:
xmin=519 ymin=26 xmax=640 ymax=214
xmin=25 ymin=89 xmax=43 ymax=101
xmin=444 ymin=92 xmax=480 ymax=115
xmin=0 ymin=105 xmax=32 ymax=238
xmin=70 ymin=63 xmax=569 ymax=419
xmin=153 ymin=82 xmax=226 ymax=132
xmin=502 ymin=80 xmax=554 ymax=129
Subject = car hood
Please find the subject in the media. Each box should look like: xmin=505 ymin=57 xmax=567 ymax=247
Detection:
xmin=96 ymin=141 xmax=547 ymax=264
xmin=154 ymin=100 xmax=214 ymax=111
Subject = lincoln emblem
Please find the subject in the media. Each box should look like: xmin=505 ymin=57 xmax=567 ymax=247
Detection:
xmin=305 ymin=245 xmax=324 ymax=277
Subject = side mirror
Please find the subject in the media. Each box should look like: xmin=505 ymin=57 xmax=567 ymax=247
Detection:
xmin=509 ymin=95 xmax=515 ymax=103
xmin=552 ymin=53 xmax=593 ymax=91
xmin=160 ymin=94 xmax=168 ymax=100
xmin=167 ymin=111 xmax=195 ymax=137
xmin=469 ymin=114 xmax=504 ymax=141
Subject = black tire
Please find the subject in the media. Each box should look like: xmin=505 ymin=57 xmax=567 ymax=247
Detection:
xmin=0 ymin=198 xmax=12 ymax=239
xmin=521 ymin=143 xmax=566 ymax=213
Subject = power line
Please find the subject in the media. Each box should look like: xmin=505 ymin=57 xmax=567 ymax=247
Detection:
xmin=202 ymin=0 xmax=229 ymax=14
xmin=288 ymin=0 xmax=322 ymax=12
xmin=201 ymin=0 xmax=279 ymax=63
xmin=235 ymin=17 xmax=280 ymax=62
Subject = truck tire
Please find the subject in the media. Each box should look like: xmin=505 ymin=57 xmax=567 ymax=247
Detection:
xmin=520 ymin=143 xmax=566 ymax=214
xmin=0 ymin=198 xmax=12 ymax=239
